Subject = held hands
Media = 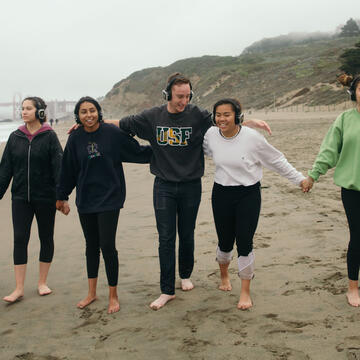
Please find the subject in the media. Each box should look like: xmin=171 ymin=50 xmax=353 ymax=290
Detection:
xmin=243 ymin=119 xmax=272 ymax=136
xmin=300 ymin=176 xmax=314 ymax=193
xmin=56 ymin=200 xmax=70 ymax=215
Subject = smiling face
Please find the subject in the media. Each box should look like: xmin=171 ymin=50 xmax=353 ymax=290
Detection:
xmin=78 ymin=101 xmax=100 ymax=132
xmin=215 ymin=103 xmax=239 ymax=137
xmin=167 ymin=83 xmax=191 ymax=113
xmin=21 ymin=99 xmax=40 ymax=125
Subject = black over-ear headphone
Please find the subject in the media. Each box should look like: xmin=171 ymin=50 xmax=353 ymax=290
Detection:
xmin=212 ymin=99 xmax=244 ymax=125
xmin=30 ymin=97 xmax=46 ymax=121
xmin=347 ymin=76 xmax=360 ymax=101
xmin=162 ymin=77 xmax=194 ymax=101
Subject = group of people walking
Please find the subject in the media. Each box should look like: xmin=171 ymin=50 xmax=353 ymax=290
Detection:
xmin=0 ymin=72 xmax=359 ymax=313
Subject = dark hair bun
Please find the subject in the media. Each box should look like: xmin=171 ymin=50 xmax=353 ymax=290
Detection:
xmin=337 ymin=73 xmax=353 ymax=87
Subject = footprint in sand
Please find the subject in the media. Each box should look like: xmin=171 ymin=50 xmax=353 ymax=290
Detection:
xmin=336 ymin=337 xmax=360 ymax=359
xmin=263 ymin=345 xmax=310 ymax=359
xmin=1 ymin=329 xmax=13 ymax=335
xmin=13 ymin=353 xmax=64 ymax=360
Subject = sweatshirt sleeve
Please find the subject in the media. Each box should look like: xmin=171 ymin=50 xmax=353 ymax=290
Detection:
xmin=56 ymin=137 xmax=78 ymax=201
xmin=116 ymin=129 xmax=152 ymax=164
xmin=257 ymin=135 xmax=305 ymax=185
xmin=0 ymin=137 xmax=14 ymax=199
xmin=119 ymin=109 xmax=152 ymax=140
xmin=49 ymin=132 xmax=63 ymax=186
xmin=200 ymin=108 xmax=213 ymax=135
xmin=308 ymin=117 xmax=342 ymax=181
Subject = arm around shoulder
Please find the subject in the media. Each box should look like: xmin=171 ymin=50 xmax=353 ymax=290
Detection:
xmin=103 ymin=119 xmax=120 ymax=127
xmin=242 ymin=118 xmax=272 ymax=135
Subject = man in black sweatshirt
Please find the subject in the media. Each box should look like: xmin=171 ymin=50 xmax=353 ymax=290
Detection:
xmin=105 ymin=73 xmax=271 ymax=310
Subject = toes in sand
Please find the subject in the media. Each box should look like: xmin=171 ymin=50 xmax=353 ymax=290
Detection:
xmin=108 ymin=297 xmax=120 ymax=314
xmin=219 ymin=277 xmax=232 ymax=291
xmin=3 ymin=289 xmax=24 ymax=303
xmin=38 ymin=284 xmax=52 ymax=296
xmin=77 ymin=295 xmax=97 ymax=309
xmin=150 ymin=294 xmax=176 ymax=310
xmin=181 ymin=278 xmax=194 ymax=291
xmin=346 ymin=291 xmax=360 ymax=307
xmin=237 ymin=292 xmax=253 ymax=310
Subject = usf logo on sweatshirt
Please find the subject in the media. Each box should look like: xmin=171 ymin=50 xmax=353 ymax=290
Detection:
xmin=156 ymin=126 xmax=192 ymax=146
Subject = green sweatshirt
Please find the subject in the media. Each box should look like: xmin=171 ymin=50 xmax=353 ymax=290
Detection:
xmin=308 ymin=108 xmax=360 ymax=191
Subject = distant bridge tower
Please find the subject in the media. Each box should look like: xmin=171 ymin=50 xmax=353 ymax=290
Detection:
xmin=13 ymin=92 xmax=22 ymax=121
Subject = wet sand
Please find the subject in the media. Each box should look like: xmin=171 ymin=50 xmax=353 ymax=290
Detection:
xmin=0 ymin=112 xmax=359 ymax=360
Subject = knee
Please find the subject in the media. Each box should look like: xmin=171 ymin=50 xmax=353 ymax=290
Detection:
xmin=158 ymin=228 xmax=176 ymax=248
xmin=86 ymin=246 xmax=100 ymax=258
xmin=101 ymin=246 xmax=117 ymax=259
xmin=13 ymin=238 xmax=28 ymax=264
xmin=237 ymin=251 xmax=255 ymax=280
xmin=158 ymin=224 xmax=176 ymax=242
xmin=216 ymin=247 xmax=233 ymax=264
xmin=13 ymin=232 xmax=28 ymax=246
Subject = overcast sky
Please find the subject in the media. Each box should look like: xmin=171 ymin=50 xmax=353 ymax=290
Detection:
xmin=0 ymin=0 xmax=359 ymax=103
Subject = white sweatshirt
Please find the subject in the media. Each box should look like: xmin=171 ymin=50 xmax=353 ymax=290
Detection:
xmin=203 ymin=126 xmax=305 ymax=186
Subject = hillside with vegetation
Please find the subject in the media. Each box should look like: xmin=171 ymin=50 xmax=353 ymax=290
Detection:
xmin=102 ymin=34 xmax=360 ymax=117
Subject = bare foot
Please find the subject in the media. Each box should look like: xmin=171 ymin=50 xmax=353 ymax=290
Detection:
xmin=218 ymin=262 xmax=232 ymax=291
xmin=181 ymin=278 xmax=194 ymax=291
xmin=150 ymin=294 xmax=176 ymax=310
xmin=38 ymin=284 xmax=52 ymax=296
xmin=219 ymin=275 xmax=232 ymax=291
xmin=346 ymin=291 xmax=360 ymax=307
xmin=77 ymin=295 xmax=97 ymax=309
xmin=237 ymin=290 xmax=252 ymax=310
xmin=108 ymin=297 xmax=120 ymax=314
xmin=3 ymin=289 xmax=24 ymax=303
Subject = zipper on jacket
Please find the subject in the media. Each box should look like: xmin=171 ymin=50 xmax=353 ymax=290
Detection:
xmin=14 ymin=129 xmax=50 ymax=203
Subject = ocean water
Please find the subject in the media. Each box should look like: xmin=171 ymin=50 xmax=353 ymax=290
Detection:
xmin=0 ymin=106 xmax=21 ymax=143
xmin=0 ymin=122 xmax=22 ymax=143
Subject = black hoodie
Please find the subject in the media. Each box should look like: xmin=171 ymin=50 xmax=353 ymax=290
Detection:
xmin=0 ymin=125 xmax=63 ymax=202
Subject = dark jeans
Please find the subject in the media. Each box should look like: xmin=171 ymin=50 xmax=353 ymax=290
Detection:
xmin=341 ymin=188 xmax=360 ymax=281
xmin=78 ymin=209 xmax=120 ymax=287
xmin=211 ymin=182 xmax=261 ymax=257
xmin=153 ymin=177 xmax=201 ymax=295
xmin=12 ymin=200 xmax=56 ymax=265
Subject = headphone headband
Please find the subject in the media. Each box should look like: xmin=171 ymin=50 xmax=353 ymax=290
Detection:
xmin=212 ymin=99 xmax=244 ymax=125
xmin=162 ymin=76 xmax=194 ymax=101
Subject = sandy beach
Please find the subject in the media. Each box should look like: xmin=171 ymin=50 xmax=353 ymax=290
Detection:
xmin=1 ymin=111 xmax=360 ymax=360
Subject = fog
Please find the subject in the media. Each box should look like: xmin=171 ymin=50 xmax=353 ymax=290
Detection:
xmin=0 ymin=0 xmax=359 ymax=102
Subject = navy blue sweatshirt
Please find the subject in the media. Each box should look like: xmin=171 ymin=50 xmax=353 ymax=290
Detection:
xmin=57 ymin=123 xmax=152 ymax=213
xmin=119 ymin=104 xmax=212 ymax=182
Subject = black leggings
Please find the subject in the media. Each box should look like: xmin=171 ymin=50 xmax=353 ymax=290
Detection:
xmin=12 ymin=200 xmax=56 ymax=265
xmin=78 ymin=209 xmax=120 ymax=287
xmin=341 ymin=188 xmax=360 ymax=281
xmin=211 ymin=182 xmax=261 ymax=257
